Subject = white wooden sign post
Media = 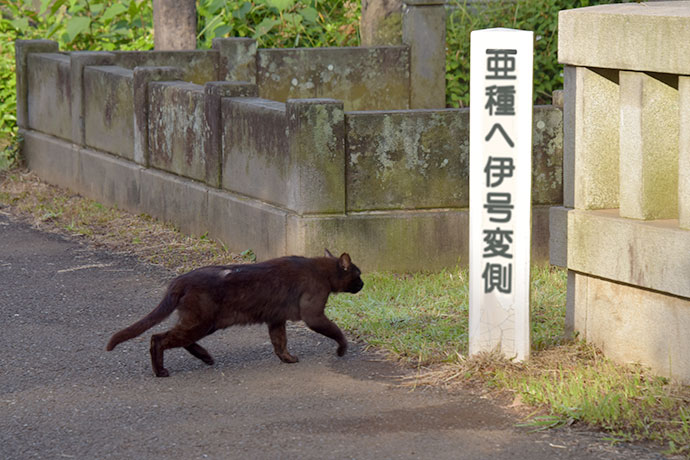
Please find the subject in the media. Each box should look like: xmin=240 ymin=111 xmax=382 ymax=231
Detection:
xmin=469 ymin=28 xmax=533 ymax=361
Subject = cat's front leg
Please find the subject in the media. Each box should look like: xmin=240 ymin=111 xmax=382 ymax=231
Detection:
xmin=268 ymin=322 xmax=299 ymax=363
xmin=302 ymin=314 xmax=347 ymax=357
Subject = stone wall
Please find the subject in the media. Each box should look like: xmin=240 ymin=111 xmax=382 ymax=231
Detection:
xmin=552 ymin=1 xmax=690 ymax=383
xmin=16 ymin=2 xmax=563 ymax=273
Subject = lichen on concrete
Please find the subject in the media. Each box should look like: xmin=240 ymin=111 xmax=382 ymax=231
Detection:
xmin=147 ymin=81 xmax=207 ymax=182
xmin=346 ymin=109 xmax=469 ymax=211
xmin=257 ymin=47 xmax=409 ymax=111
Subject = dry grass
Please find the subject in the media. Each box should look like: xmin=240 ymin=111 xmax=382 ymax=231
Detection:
xmin=404 ymin=342 xmax=690 ymax=456
xmin=0 ymin=169 xmax=246 ymax=273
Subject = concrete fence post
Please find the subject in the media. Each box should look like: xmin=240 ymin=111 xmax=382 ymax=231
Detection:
xmin=286 ymin=99 xmax=345 ymax=214
xmin=153 ymin=0 xmax=197 ymax=50
xmin=15 ymin=40 xmax=59 ymax=129
xmin=70 ymin=52 xmax=115 ymax=146
xmin=212 ymin=38 xmax=257 ymax=83
xmin=204 ymin=81 xmax=258 ymax=187
xmin=402 ymin=0 xmax=446 ymax=109
xmin=680 ymin=76 xmax=690 ymax=230
xmin=133 ymin=66 xmax=183 ymax=166
xmin=619 ymin=71 xmax=679 ymax=220
xmin=563 ymin=65 xmax=620 ymax=210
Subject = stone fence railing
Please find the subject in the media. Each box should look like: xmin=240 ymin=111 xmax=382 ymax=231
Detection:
xmin=551 ymin=1 xmax=690 ymax=383
xmin=16 ymin=2 xmax=563 ymax=272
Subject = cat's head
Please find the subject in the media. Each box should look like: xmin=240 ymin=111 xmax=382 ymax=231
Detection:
xmin=325 ymin=249 xmax=364 ymax=294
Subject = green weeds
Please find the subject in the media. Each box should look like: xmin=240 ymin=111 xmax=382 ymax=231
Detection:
xmin=445 ymin=0 xmax=619 ymax=108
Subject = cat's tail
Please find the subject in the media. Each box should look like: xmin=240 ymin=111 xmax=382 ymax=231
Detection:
xmin=106 ymin=286 xmax=182 ymax=351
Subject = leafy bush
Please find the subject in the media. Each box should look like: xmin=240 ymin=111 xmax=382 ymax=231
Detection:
xmin=0 ymin=0 xmax=154 ymax=165
xmin=446 ymin=0 xmax=619 ymax=107
xmin=196 ymin=0 xmax=360 ymax=49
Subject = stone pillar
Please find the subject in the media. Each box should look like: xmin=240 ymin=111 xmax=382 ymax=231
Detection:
xmin=361 ymin=0 xmax=403 ymax=46
xmin=563 ymin=65 xmax=620 ymax=210
xmin=402 ymin=0 xmax=446 ymax=109
xmin=212 ymin=38 xmax=257 ymax=82
xmin=153 ymin=0 xmax=197 ymax=50
xmin=619 ymin=71 xmax=679 ymax=220
xmin=70 ymin=52 xmax=115 ymax=146
xmin=679 ymin=76 xmax=690 ymax=229
xmin=286 ymin=99 xmax=345 ymax=214
xmin=133 ymin=66 xmax=183 ymax=166
xmin=15 ymin=40 xmax=59 ymax=129
xmin=204 ymin=81 xmax=258 ymax=187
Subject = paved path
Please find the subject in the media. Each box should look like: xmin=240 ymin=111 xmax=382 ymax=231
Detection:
xmin=0 ymin=213 xmax=666 ymax=459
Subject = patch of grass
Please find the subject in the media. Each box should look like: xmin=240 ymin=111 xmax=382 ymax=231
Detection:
xmin=329 ymin=264 xmax=567 ymax=365
xmin=330 ymin=269 xmax=470 ymax=365
xmin=498 ymin=344 xmax=690 ymax=456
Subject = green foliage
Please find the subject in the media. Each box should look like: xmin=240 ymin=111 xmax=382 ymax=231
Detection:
xmin=0 ymin=0 xmax=153 ymax=167
xmin=445 ymin=0 xmax=619 ymax=107
xmin=196 ymin=0 xmax=360 ymax=49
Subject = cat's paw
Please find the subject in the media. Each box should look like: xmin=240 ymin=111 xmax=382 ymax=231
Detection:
xmin=337 ymin=343 xmax=347 ymax=357
xmin=280 ymin=353 xmax=299 ymax=364
xmin=154 ymin=368 xmax=170 ymax=378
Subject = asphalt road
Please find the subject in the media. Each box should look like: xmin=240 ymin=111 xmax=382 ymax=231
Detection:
xmin=0 ymin=212 xmax=668 ymax=459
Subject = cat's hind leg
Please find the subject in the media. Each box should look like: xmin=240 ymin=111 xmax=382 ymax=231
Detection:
xmin=184 ymin=343 xmax=214 ymax=365
xmin=150 ymin=324 xmax=212 ymax=377
xmin=268 ymin=321 xmax=299 ymax=363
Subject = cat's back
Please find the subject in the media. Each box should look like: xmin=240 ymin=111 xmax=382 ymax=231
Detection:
xmin=173 ymin=256 xmax=325 ymax=290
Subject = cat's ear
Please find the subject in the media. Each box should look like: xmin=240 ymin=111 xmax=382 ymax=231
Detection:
xmin=324 ymin=248 xmax=336 ymax=258
xmin=338 ymin=253 xmax=352 ymax=271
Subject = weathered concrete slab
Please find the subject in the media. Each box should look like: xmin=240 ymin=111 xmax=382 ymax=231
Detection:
xmin=132 ymin=66 xmax=183 ymax=166
xmin=257 ymin=47 xmax=410 ymax=111
xmin=15 ymin=39 xmax=59 ymax=129
xmin=77 ymin=147 xmax=142 ymax=212
xmin=563 ymin=65 xmax=619 ymax=210
xmin=286 ymin=209 xmax=469 ymax=273
xmin=346 ymin=109 xmax=469 ymax=211
xmin=21 ymin=129 xmax=79 ymax=191
xmin=83 ymin=66 xmax=135 ymax=160
xmin=212 ymin=38 xmax=257 ymax=82
xmin=207 ymin=189 xmax=288 ymax=260
xmin=346 ymin=106 xmax=562 ymax=212
xmin=568 ymin=209 xmax=690 ymax=299
xmin=27 ymin=53 xmax=72 ymax=141
xmin=619 ymin=71 xmax=678 ymax=220
xmin=110 ymin=50 xmax=219 ymax=84
xmin=559 ymin=1 xmax=690 ymax=75
xmin=70 ymin=52 xmax=115 ymax=145
xmin=569 ymin=272 xmax=690 ymax=384
xmin=148 ymin=81 xmax=208 ymax=183
xmin=222 ymin=98 xmax=290 ymax=206
xmin=140 ymin=168 xmax=208 ymax=237
xmin=204 ymin=82 xmax=258 ymax=188
xmin=286 ymin=99 xmax=346 ymax=214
